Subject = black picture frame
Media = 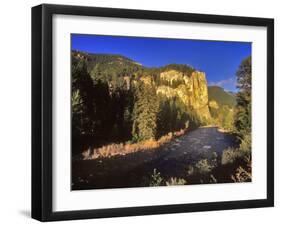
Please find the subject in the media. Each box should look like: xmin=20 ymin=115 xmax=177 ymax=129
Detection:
xmin=32 ymin=3 xmax=274 ymax=222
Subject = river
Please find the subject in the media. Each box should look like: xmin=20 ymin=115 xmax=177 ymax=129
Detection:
xmin=72 ymin=127 xmax=238 ymax=190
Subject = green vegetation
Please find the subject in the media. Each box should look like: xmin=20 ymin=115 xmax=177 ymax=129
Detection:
xmin=132 ymin=80 xmax=159 ymax=141
xmin=147 ymin=169 xmax=187 ymax=187
xmin=209 ymin=104 xmax=235 ymax=130
xmin=220 ymin=55 xmax=252 ymax=182
xmin=208 ymin=86 xmax=236 ymax=107
xmin=220 ymin=56 xmax=252 ymax=178
xmin=234 ymin=56 xmax=252 ymax=139
xmin=159 ymin=64 xmax=195 ymax=75
xmin=72 ymin=54 xmax=135 ymax=153
xmin=149 ymin=169 xmax=164 ymax=186
xmin=156 ymin=96 xmax=193 ymax=138
xmin=72 ymin=50 xmax=143 ymax=82
xmin=71 ymin=58 xmax=95 ymax=137
xmin=208 ymin=86 xmax=236 ymax=130
xmin=194 ymin=159 xmax=213 ymax=174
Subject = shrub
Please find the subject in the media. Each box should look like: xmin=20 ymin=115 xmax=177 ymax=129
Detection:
xmin=166 ymin=177 xmax=186 ymax=186
xmin=194 ymin=159 xmax=213 ymax=174
xmin=210 ymin=152 xmax=218 ymax=167
xmin=231 ymin=153 xmax=252 ymax=182
xmin=186 ymin=165 xmax=194 ymax=176
xmin=149 ymin=169 xmax=164 ymax=186
xmin=221 ymin=136 xmax=251 ymax=165
xmin=187 ymin=158 xmax=214 ymax=176
xmin=185 ymin=159 xmax=215 ymax=184
xmin=82 ymin=148 xmax=91 ymax=160
xmin=239 ymin=133 xmax=251 ymax=153
xmin=231 ymin=166 xmax=251 ymax=182
xmin=221 ymin=147 xmax=240 ymax=165
xmin=131 ymin=134 xmax=139 ymax=143
xmin=157 ymin=132 xmax=173 ymax=145
xmin=209 ymin=174 xmax=217 ymax=183
xmin=82 ymin=128 xmax=186 ymax=159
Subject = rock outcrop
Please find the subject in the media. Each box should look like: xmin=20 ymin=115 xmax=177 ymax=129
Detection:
xmin=156 ymin=70 xmax=211 ymax=121
xmin=209 ymin=100 xmax=219 ymax=109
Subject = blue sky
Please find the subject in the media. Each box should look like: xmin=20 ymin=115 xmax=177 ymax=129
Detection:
xmin=72 ymin=34 xmax=251 ymax=92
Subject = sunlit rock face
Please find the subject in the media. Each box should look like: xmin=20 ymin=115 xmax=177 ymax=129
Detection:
xmin=209 ymin=100 xmax=219 ymax=109
xmin=157 ymin=70 xmax=211 ymax=121
xmin=140 ymin=75 xmax=154 ymax=86
xmin=160 ymin=70 xmax=184 ymax=84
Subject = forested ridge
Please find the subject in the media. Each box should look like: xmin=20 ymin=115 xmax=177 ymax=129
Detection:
xmin=72 ymin=50 xmax=207 ymax=152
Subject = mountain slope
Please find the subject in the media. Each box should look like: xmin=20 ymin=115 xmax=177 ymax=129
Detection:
xmin=208 ymin=86 xmax=236 ymax=107
xmin=72 ymin=50 xmax=143 ymax=82
xmin=72 ymin=50 xmax=196 ymax=80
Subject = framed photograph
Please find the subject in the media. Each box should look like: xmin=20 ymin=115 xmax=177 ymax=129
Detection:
xmin=32 ymin=4 xmax=274 ymax=221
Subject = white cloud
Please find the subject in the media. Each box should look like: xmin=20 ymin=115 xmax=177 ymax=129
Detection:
xmin=209 ymin=77 xmax=235 ymax=87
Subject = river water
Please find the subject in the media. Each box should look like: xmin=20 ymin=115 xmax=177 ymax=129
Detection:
xmin=72 ymin=127 xmax=238 ymax=190
xmin=163 ymin=127 xmax=237 ymax=160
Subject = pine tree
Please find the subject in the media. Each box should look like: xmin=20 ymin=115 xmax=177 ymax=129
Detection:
xmin=72 ymin=59 xmax=94 ymax=136
xmin=234 ymin=56 xmax=252 ymax=139
xmin=156 ymin=97 xmax=172 ymax=137
xmin=132 ymin=79 xmax=159 ymax=141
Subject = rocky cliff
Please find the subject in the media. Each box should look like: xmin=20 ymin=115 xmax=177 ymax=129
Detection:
xmin=156 ymin=70 xmax=211 ymax=121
